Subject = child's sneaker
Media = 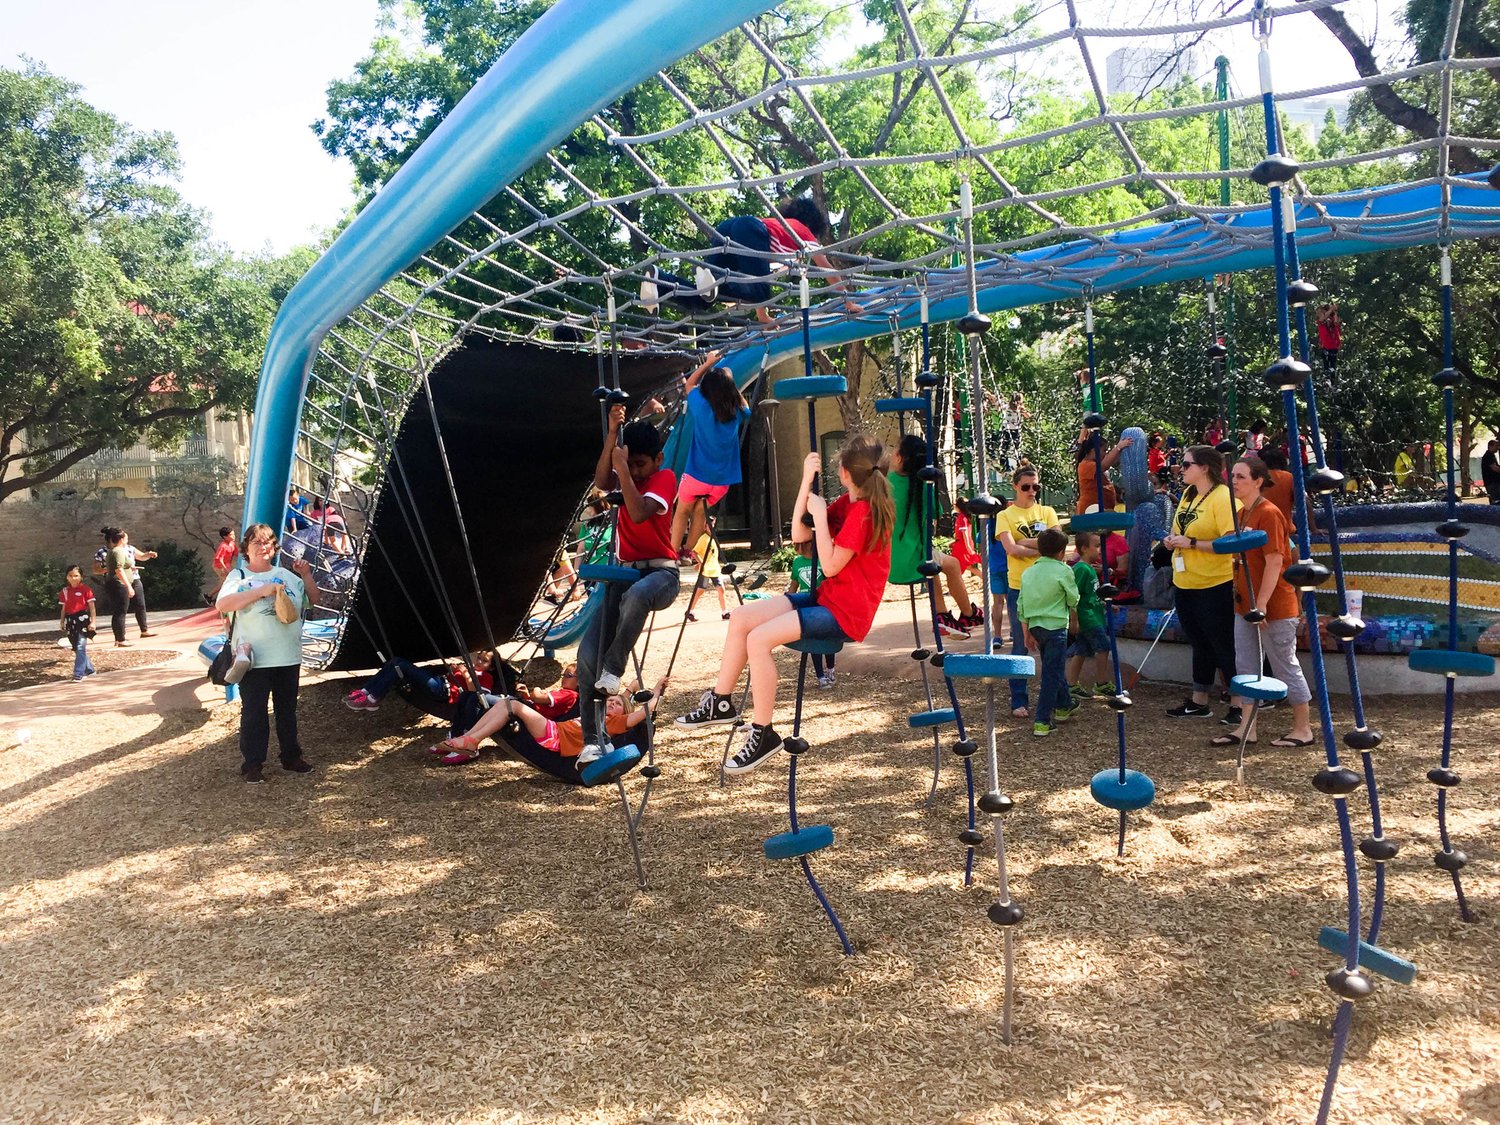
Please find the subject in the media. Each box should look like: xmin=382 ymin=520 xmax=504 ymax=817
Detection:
xmin=1069 ymin=683 xmax=1090 ymax=702
xmin=1054 ymin=705 xmax=1079 ymax=723
xmin=721 ymin=611 xmax=731 ymax=621
xmin=817 ymin=671 xmax=836 ymax=689
xmin=675 ymin=690 xmax=738 ymax=728
xmin=1032 ymin=721 xmax=1054 ymax=738
xmin=594 ymin=671 xmax=622 ymax=695
xmin=694 ymin=265 xmax=719 ymax=301
xmin=224 ymin=643 xmax=252 ymax=685
xmin=685 ymin=611 xmax=698 ymax=623
xmin=344 ymin=689 xmax=380 ymax=712
xmin=936 ymin=612 xmax=970 ymax=638
xmin=959 ymin=608 xmax=986 ymax=631
xmin=639 ymin=266 xmax=659 ymax=314
xmin=1092 ymin=682 xmax=1115 ymax=696
xmin=576 ymin=742 xmax=608 ymax=771
xmin=724 ymin=723 xmax=783 ymax=775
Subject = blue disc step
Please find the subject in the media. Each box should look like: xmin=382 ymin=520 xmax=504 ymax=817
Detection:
xmin=1069 ymin=510 xmax=1135 ymax=533
xmin=580 ymin=744 xmax=642 ymax=787
xmin=789 ymin=637 xmax=844 ymax=655
xmin=1212 ymin=529 xmax=1269 ymax=554
xmin=1089 ymin=768 xmax=1156 ymax=811
xmin=908 ymin=708 xmax=956 ymax=729
xmin=577 ymin=563 xmax=641 ymax=584
xmin=776 ymin=375 xmax=848 ymax=401
xmin=1232 ymin=674 xmax=1288 ymax=702
xmin=874 ymin=396 xmax=927 ymax=414
xmin=1317 ymin=926 xmax=1417 ymax=984
xmin=763 ymin=823 xmax=835 ymax=860
xmin=943 ymin=653 xmax=1034 ymax=680
xmin=1407 ymin=649 xmax=1496 ymax=677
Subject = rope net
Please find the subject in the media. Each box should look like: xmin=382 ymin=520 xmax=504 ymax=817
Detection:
xmin=288 ymin=0 xmax=1500 ymax=662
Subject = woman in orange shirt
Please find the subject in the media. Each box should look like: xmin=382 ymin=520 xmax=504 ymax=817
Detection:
xmin=1073 ymin=429 xmax=1135 ymax=514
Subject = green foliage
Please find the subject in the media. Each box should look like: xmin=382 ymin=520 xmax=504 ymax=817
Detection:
xmin=767 ymin=544 xmax=800 ymax=573
xmin=140 ymin=540 xmax=206 ymax=609
xmin=0 ymin=65 xmax=289 ymax=502
xmin=11 ymin=556 xmax=71 ymax=619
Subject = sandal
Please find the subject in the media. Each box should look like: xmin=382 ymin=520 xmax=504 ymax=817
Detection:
xmin=428 ymin=734 xmax=480 ymax=764
xmin=1210 ymin=733 xmax=1255 ymax=746
xmin=1271 ymin=735 xmax=1316 ymax=748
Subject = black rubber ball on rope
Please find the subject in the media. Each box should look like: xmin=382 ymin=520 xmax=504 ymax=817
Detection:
xmin=928 ymin=651 xmax=946 ymax=669
xmin=978 ymin=790 xmax=1014 ymax=815
xmin=1082 ymin=411 xmax=1107 ymax=431
xmin=1105 ymin=693 xmax=1134 ymax=711
xmin=1359 ymin=836 xmax=1400 ymax=862
xmin=915 ymin=370 xmax=941 ymax=389
xmin=1324 ymin=967 xmax=1374 ymax=1000
xmin=606 ymin=388 xmax=631 ymax=406
xmin=1436 ymin=520 xmax=1469 ymax=540
xmin=783 ymin=736 xmax=810 ymax=756
xmin=604 ymin=490 xmax=625 ymax=508
xmin=640 ymin=764 xmax=662 ymax=780
xmin=917 ymin=465 xmax=942 ymax=483
xmin=963 ymin=493 xmax=1004 ymax=517
xmin=1432 ymin=367 xmax=1462 ymax=389
xmin=632 ymin=689 xmax=655 ymax=704
xmin=1284 ymin=561 xmax=1332 ymax=590
xmin=1305 ymin=467 xmax=1346 ymax=494
xmin=1312 ymin=767 xmax=1363 ymax=796
xmin=1287 ymin=278 xmax=1320 ymax=308
xmin=1342 ymin=727 xmax=1382 ymax=752
xmin=910 ymin=648 xmax=931 ymax=663
xmin=1427 ymin=767 xmax=1461 ymax=788
xmin=917 ymin=560 xmax=943 ymax=579
xmin=958 ymin=312 xmax=992 ymax=336
xmin=721 ymin=562 xmax=737 ymax=575
xmin=593 ymin=386 xmax=612 ymax=401
xmin=958 ymin=828 xmax=986 ymax=847
xmin=1096 ymin=582 xmax=1119 ymax=600
xmin=1215 ymin=440 xmax=1239 ymax=457
xmin=1327 ymin=615 xmax=1365 ymax=641
xmin=1435 ymin=849 xmax=1469 ymax=872
xmin=1243 ymin=608 xmax=1267 ymax=625
xmin=952 ymin=738 xmax=978 ymax=758
xmin=1264 ymin=356 xmax=1312 ymax=391
xmin=987 ymin=901 xmax=1025 ymax=926
xmin=1250 ymin=153 xmax=1300 ymax=186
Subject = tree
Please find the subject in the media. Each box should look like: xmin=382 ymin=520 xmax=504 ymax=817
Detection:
xmin=0 ymin=66 xmax=276 ymax=502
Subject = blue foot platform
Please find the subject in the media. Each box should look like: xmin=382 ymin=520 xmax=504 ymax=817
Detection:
xmin=1089 ymin=768 xmax=1156 ymax=811
xmin=1407 ymin=649 xmax=1496 ymax=677
xmin=1232 ymin=674 xmax=1289 ymax=702
xmin=909 ymin=708 xmax=957 ymax=728
xmin=776 ymin=375 xmax=848 ymax=400
xmin=1317 ymin=926 xmax=1417 ymax=984
xmin=874 ymin=396 xmax=927 ymax=414
xmin=943 ymin=653 xmax=1035 ymax=681
xmin=577 ymin=563 xmax=641 ymax=584
xmin=1212 ymin=529 xmax=1269 ymax=554
xmin=1069 ymin=510 xmax=1135 ymax=533
xmin=789 ymin=638 xmax=844 ymax=655
xmin=764 ymin=824 xmax=835 ymax=860
xmin=580 ymin=744 xmax=641 ymax=787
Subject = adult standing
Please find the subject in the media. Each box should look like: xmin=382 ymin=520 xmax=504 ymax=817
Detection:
xmin=100 ymin=528 xmax=135 ymax=647
xmin=121 ymin=530 xmax=158 ymax=638
xmin=1480 ymin=438 xmax=1500 ymax=505
xmin=1073 ymin=430 xmax=1134 ymax=514
xmin=1160 ymin=445 xmax=1240 ymax=722
xmin=1215 ymin=458 xmax=1315 ymax=748
xmin=215 ymin=523 xmax=319 ymax=784
xmin=1257 ymin=447 xmax=1297 ymax=524
xmin=993 ymin=465 xmax=1059 ymax=719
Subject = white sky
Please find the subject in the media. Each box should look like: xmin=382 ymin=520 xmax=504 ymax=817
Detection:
xmin=3 ymin=0 xmax=1374 ymax=258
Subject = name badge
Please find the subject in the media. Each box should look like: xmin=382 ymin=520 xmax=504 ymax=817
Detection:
xmin=1173 ymin=553 xmax=1187 ymax=573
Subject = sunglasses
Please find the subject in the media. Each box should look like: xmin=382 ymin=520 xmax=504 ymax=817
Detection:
xmin=1181 ymin=460 xmax=1199 ymax=468
xmin=1017 ymin=483 xmax=1040 ymax=493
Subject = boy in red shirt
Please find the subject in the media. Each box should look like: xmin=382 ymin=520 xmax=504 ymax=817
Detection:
xmin=58 ymin=565 xmax=98 ymax=681
xmin=576 ymin=408 xmax=681 ymax=769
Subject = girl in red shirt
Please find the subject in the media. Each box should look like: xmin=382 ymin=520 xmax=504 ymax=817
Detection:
xmin=676 ymin=435 xmax=893 ymax=774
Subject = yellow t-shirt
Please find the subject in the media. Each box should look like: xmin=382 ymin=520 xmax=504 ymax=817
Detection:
xmin=994 ymin=503 xmax=1059 ymax=591
xmin=1171 ymin=485 xmax=1238 ymax=590
xmin=692 ymin=533 xmax=721 ymax=579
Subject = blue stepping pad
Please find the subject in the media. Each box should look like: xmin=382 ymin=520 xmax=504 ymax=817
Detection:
xmin=776 ymin=375 xmax=848 ymax=400
xmin=1407 ymin=649 xmax=1496 ymax=677
xmin=580 ymin=744 xmax=641 ymax=787
xmin=874 ymin=397 xmax=927 ymax=414
xmin=763 ymin=823 xmax=835 ymax=860
xmin=1090 ymin=768 xmax=1156 ymax=811
xmin=1317 ymin=926 xmax=1417 ymax=984
xmin=1232 ymin=674 xmax=1288 ymax=702
xmin=577 ymin=563 xmax=641 ymax=584
xmin=908 ymin=708 xmax=957 ymax=728
xmin=1069 ymin=510 xmax=1135 ymax=532
xmin=1212 ymin=529 xmax=1268 ymax=554
xmin=944 ymin=653 xmax=1034 ymax=680
xmin=789 ymin=637 xmax=844 ymax=655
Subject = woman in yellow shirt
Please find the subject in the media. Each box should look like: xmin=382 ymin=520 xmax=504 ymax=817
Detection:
xmin=993 ymin=464 xmax=1059 ymax=718
xmin=1160 ymin=445 xmax=1240 ymax=721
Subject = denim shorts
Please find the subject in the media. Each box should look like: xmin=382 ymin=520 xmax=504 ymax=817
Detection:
xmin=784 ymin=590 xmax=852 ymax=644
xmin=1067 ymin=626 xmax=1110 ymax=659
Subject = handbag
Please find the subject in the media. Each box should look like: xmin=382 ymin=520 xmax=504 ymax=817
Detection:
xmin=273 ymin=580 xmax=301 ymax=624
xmin=208 ymin=615 xmax=238 ymax=685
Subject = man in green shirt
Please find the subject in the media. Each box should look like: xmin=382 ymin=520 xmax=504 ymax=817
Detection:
xmin=1017 ymin=527 xmax=1079 ymax=736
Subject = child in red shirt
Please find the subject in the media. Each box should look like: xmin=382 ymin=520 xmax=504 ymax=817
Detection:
xmin=676 ymin=436 xmax=893 ymax=774
xmin=58 ymin=565 xmax=98 ymax=681
xmin=517 ymin=662 xmax=580 ymax=719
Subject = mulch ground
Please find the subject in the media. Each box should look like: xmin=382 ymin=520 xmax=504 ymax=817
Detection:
xmin=0 ymin=587 xmax=1497 ymax=1123
xmin=0 ymin=631 xmax=180 ymax=692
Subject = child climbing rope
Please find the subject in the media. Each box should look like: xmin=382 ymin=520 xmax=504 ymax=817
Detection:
xmin=675 ymin=436 xmax=892 ymax=774
xmin=577 ymin=406 xmax=681 ymax=769
xmin=669 ymin=350 xmax=749 ymax=565
xmin=889 ymin=434 xmax=982 ymax=637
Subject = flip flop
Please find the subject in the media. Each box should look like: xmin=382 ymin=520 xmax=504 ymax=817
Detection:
xmin=1210 ymin=734 xmax=1255 ymax=746
xmin=1271 ymin=735 xmax=1316 ymax=747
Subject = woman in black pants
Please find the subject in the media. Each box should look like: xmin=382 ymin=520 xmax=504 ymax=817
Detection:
xmin=1160 ymin=445 xmax=1241 ymax=724
xmin=101 ymin=528 xmax=135 ymax=646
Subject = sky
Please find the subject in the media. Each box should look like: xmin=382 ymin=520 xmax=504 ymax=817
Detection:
xmin=3 ymin=0 xmax=386 ymax=256
xmin=4 ymin=0 xmax=1371 ymax=259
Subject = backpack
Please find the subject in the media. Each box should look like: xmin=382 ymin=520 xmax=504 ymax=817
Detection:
xmin=1142 ymin=565 xmax=1176 ymax=610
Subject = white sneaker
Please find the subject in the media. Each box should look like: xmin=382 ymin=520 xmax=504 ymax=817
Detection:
xmin=576 ymin=742 xmax=607 ymax=771
xmin=694 ymin=265 xmax=718 ymax=302
xmin=639 ymin=267 xmax=658 ymax=314
xmin=224 ymin=643 xmax=252 ymax=685
xmin=594 ymin=671 xmax=622 ymax=695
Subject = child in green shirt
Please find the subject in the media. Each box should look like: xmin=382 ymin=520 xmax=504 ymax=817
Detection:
xmin=1067 ymin=531 xmax=1113 ymax=699
xmin=1017 ymin=527 xmax=1080 ymax=736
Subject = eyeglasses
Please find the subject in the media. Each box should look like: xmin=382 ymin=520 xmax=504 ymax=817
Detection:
xmin=1017 ymin=483 xmax=1040 ymax=493
xmin=1181 ymin=460 xmax=1199 ymax=468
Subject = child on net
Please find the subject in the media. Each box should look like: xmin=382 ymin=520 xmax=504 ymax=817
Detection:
xmin=675 ymin=435 xmax=893 ymax=774
xmin=669 ymin=351 xmax=749 ymax=565
xmin=888 ymin=433 xmax=982 ymax=637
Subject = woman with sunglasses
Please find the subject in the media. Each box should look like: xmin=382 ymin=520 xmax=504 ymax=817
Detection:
xmin=993 ymin=465 xmax=1059 ymax=719
xmin=1159 ymin=446 xmax=1239 ymax=721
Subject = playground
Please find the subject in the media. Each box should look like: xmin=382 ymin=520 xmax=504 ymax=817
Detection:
xmin=1 ymin=591 xmax=1497 ymax=1123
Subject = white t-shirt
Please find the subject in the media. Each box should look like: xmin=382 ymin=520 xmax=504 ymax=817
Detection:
xmin=216 ymin=566 xmax=307 ymax=668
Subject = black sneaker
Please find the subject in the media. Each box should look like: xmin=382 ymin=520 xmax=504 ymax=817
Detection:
xmin=675 ymin=690 xmax=738 ymax=728
xmin=1166 ymin=700 xmax=1212 ymax=718
xmin=1219 ymin=706 xmax=1244 ymax=727
xmin=242 ymin=764 xmax=264 ymax=784
xmin=724 ymin=724 xmax=783 ymax=775
xmin=281 ymin=757 xmax=313 ymax=774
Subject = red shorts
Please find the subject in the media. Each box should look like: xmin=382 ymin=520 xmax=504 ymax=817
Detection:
xmin=677 ymin=472 xmax=729 ymax=507
xmin=538 ymin=719 xmax=561 ymax=751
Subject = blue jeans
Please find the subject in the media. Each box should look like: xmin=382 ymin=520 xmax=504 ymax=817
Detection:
xmin=366 ymin=657 xmax=447 ymax=707
xmin=65 ymin=614 xmax=94 ymax=679
xmin=1005 ymin=586 xmax=1029 ymax=712
xmin=659 ymin=216 xmax=773 ymax=310
xmin=577 ymin=567 xmax=680 ymax=744
xmin=1030 ymin=626 xmax=1073 ymax=725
